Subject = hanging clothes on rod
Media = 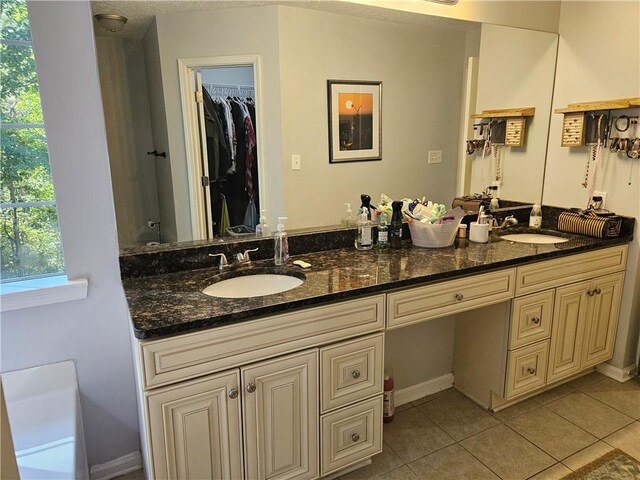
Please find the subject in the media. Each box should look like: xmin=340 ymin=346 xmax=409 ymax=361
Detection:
xmin=202 ymin=83 xmax=259 ymax=235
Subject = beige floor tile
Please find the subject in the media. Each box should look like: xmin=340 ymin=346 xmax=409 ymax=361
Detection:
xmin=338 ymin=442 xmax=404 ymax=480
xmin=460 ymin=424 xmax=555 ymax=480
xmin=377 ymin=465 xmax=419 ymax=480
xmin=493 ymin=397 xmax=541 ymax=421
xmin=604 ymin=421 xmax=640 ymax=459
xmin=566 ymin=371 xmax=607 ymax=391
xmin=417 ymin=390 xmax=500 ymax=441
xmin=527 ymin=462 xmax=572 ymax=480
xmin=115 ymin=470 xmax=145 ymax=480
xmin=382 ymin=408 xmax=455 ymax=463
xmin=562 ymin=441 xmax=614 ymax=471
xmin=394 ymin=402 xmax=413 ymax=413
xmin=533 ymin=383 xmax=575 ymax=405
xmin=411 ymin=387 xmax=454 ymax=406
xmin=579 ymin=376 xmax=640 ymax=419
xmin=545 ymin=392 xmax=633 ymax=438
xmin=507 ymin=406 xmax=597 ymax=460
xmin=407 ymin=444 xmax=499 ymax=480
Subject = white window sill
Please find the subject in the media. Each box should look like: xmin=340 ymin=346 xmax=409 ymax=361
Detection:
xmin=0 ymin=275 xmax=88 ymax=312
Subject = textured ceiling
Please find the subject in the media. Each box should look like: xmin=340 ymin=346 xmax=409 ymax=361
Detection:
xmin=90 ymin=0 xmax=476 ymax=39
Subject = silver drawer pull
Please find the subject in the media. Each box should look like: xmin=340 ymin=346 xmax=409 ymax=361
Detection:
xmin=455 ymin=293 xmax=464 ymax=302
xmin=246 ymin=383 xmax=256 ymax=393
xmin=228 ymin=388 xmax=239 ymax=399
xmin=351 ymin=433 xmax=360 ymax=442
xmin=527 ymin=367 xmax=536 ymax=375
xmin=531 ymin=316 xmax=541 ymax=325
xmin=352 ymin=370 xmax=361 ymax=379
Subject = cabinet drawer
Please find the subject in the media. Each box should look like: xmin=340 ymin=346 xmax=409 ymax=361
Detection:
xmin=387 ymin=269 xmax=515 ymax=329
xmin=320 ymin=396 xmax=382 ymax=476
xmin=140 ymin=295 xmax=385 ymax=389
xmin=505 ymin=340 xmax=549 ymax=399
xmin=515 ymin=245 xmax=627 ymax=296
xmin=509 ymin=290 xmax=554 ymax=349
xmin=320 ymin=333 xmax=384 ymax=413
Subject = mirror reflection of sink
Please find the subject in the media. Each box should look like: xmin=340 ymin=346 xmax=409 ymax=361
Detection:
xmin=202 ymin=268 xmax=305 ymax=298
xmin=500 ymin=233 xmax=569 ymax=244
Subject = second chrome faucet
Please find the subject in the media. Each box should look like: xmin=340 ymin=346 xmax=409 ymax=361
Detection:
xmin=209 ymin=247 xmax=259 ymax=271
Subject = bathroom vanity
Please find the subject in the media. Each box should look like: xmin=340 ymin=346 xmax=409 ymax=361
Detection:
xmin=122 ymin=227 xmax=632 ymax=480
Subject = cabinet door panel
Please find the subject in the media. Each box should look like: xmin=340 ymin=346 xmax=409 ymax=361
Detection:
xmin=243 ymin=350 xmax=318 ymax=480
xmin=547 ymin=281 xmax=589 ymax=383
xmin=147 ymin=370 xmax=243 ymax=480
xmin=582 ymin=273 xmax=624 ymax=368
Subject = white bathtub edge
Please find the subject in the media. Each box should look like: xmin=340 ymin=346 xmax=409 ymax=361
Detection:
xmin=90 ymin=451 xmax=143 ymax=480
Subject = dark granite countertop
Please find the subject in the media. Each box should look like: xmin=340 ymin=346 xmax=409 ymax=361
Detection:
xmin=123 ymin=227 xmax=633 ymax=340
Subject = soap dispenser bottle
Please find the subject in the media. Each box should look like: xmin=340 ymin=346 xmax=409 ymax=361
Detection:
xmin=529 ymin=204 xmax=542 ymax=229
xmin=274 ymin=217 xmax=289 ymax=265
xmin=360 ymin=194 xmax=373 ymax=220
xmin=258 ymin=210 xmax=270 ymax=236
xmin=355 ymin=208 xmax=373 ymax=250
xmin=342 ymin=203 xmax=355 ymax=227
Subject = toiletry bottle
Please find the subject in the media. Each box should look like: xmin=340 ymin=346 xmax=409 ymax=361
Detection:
xmin=342 ymin=203 xmax=355 ymax=227
xmin=377 ymin=212 xmax=389 ymax=249
xmin=529 ymin=203 xmax=542 ymax=229
xmin=489 ymin=186 xmax=499 ymax=210
xmin=360 ymin=194 xmax=372 ymax=220
xmin=389 ymin=201 xmax=404 ymax=248
xmin=274 ymin=217 xmax=289 ymax=265
xmin=355 ymin=208 xmax=373 ymax=250
xmin=259 ymin=210 xmax=270 ymax=236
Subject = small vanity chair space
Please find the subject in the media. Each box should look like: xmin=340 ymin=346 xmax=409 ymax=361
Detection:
xmin=121 ymin=212 xmax=633 ymax=480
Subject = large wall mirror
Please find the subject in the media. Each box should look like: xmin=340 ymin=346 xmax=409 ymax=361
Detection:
xmin=91 ymin=1 xmax=558 ymax=247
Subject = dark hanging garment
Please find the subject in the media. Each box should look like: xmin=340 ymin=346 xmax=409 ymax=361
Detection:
xmin=246 ymin=102 xmax=259 ymax=212
xmin=202 ymin=88 xmax=231 ymax=182
xmin=227 ymin=99 xmax=248 ymax=226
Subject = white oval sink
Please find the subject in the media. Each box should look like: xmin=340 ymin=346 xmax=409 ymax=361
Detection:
xmin=500 ymin=233 xmax=569 ymax=244
xmin=203 ymin=273 xmax=304 ymax=298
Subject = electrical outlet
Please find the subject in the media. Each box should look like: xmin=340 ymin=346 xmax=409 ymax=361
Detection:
xmin=593 ymin=191 xmax=607 ymax=209
xmin=291 ymin=154 xmax=301 ymax=171
xmin=428 ymin=150 xmax=442 ymax=164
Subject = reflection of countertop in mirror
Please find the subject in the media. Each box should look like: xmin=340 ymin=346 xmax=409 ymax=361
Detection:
xmin=123 ymin=228 xmax=633 ymax=339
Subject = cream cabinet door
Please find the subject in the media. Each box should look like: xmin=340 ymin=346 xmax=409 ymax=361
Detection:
xmin=146 ymin=370 xmax=243 ymax=480
xmin=547 ymin=281 xmax=589 ymax=383
xmin=582 ymin=272 xmax=624 ymax=368
xmin=242 ymin=350 xmax=319 ymax=480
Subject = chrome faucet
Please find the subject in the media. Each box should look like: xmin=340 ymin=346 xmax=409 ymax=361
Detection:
xmin=209 ymin=253 xmax=229 ymax=271
xmin=495 ymin=215 xmax=519 ymax=229
xmin=235 ymin=247 xmax=259 ymax=265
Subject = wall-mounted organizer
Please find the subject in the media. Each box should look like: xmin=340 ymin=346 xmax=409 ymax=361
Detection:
xmin=469 ymin=107 xmax=535 ymax=148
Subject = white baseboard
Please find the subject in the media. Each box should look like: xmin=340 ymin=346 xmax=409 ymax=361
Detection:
xmin=90 ymin=451 xmax=142 ymax=480
xmin=395 ymin=373 xmax=454 ymax=406
xmin=596 ymin=362 xmax=637 ymax=383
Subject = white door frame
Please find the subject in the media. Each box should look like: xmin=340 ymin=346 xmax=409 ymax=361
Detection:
xmin=178 ymin=54 xmax=265 ymax=239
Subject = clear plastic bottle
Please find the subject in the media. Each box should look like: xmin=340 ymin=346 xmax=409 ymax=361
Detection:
xmin=529 ymin=203 xmax=542 ymax=229
xmin=355 ymin=208 xmax=373 ymax=250
xmin=342 ymin=203 xmax=355 ymax=227
xmin=377 ymin=212 xmax=389 ymax=249
xmin=274 ymin=217 xmax=289 ymax=265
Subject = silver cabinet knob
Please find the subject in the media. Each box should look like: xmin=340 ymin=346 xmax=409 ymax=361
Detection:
xmin=352 ymin=370 xmax=361 ymax=379
xmin=531 ymin=316 xmax=541 ymax=325
xmin=228 ymin=388 xmax=239 ymax=399
xmin=246 ymin=383 xmax=256 ymax=393
xmin=351 ymin=433 xmax=360 ymax=442
xmin=527 ymin=367 xmax=536 ymax=375
xmin=455 ymin=293 xmax=464 ymax=302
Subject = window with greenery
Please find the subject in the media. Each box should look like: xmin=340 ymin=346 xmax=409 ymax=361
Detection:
xmin=1 ymin=0 xmax=65 ymax=281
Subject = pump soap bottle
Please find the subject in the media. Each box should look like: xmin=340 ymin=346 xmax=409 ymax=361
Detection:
xmin=342 ymin=203 xmax=355 ymax=227
xmin=274 ymin=217 xmax=289 ymax=265
xmin=355 ymin=208 xmax=373 ymax=250
xmin=529 ymin=204 xmax=542 ymax=229
xmin=360 ymin=194 xmax=373 ymax=220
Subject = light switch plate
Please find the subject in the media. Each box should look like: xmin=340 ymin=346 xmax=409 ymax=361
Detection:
xmin=428 ymin=150 xmax=442 ymax=164
xmin=291 ymin=154 xmax=301 ymax=170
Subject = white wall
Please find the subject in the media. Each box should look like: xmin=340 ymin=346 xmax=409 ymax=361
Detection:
xmin=279 ymin=6 xmax=467 ymax=228
xmin=0 ymin=1 xmax=140 ymax=468
xmin=470 ymin=24 xmax=558 ymax=202
xmin=543 ymin=1 xmax=640 ymax=369
xmin=95 ymin=36 xmax=161 ymax=247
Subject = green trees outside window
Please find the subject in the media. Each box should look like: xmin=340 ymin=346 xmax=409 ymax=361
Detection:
xmin=1 ymin=0 xmax=65 ymax=280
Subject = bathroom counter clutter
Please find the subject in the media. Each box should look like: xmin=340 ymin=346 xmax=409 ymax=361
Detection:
xmin=122 ymin=227 xmax=633 ymax=339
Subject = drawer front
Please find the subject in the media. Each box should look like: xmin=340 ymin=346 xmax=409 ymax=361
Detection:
xmin=387 ymin=269 xmax=515 ymax=329
xmin=505 ymin=340 xmax=549 ymax=399
xmin=515 ymin=245 xmax=627 ymax=296
xmin=320 ymin=333 xmax=384 ymax=413
xmin=320 ymin=396 xmax=382 ymax=476
xmin=509 ymin=290 xmax=554 ymax=349
xmin=141 ymin=295 xmax=385 ymax=389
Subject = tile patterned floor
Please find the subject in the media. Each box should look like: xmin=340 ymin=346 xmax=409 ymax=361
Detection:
xmin=118 ymin=372 xmax=640 ymax=480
